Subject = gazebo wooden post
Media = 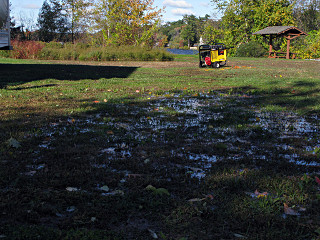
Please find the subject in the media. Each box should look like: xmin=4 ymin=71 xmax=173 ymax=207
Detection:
xmin=286 ymin=37 xmax=290 ymax=59
xmin=269 ymin=35 xmax=273 ymax=58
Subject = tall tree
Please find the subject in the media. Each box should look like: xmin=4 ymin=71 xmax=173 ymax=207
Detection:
xmin=93 ymin=0 xmax=162 ymax=46
xmin=37 ymin=0 xmax=69 ymax=42
xmin=62 ymin=0 xmax=92 ymax=43
xmin=180 ymin=15 xmax=197 ymax=47
xmin=212 ymin=0 xmax=295 ymax=46
xmin=201 ymin=19 xmax=223 ymax=43
xmin=293 ymin=0 xmax=320 ymax=32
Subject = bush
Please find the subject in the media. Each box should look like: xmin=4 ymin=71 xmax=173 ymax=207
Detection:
xmin=5 ymin=40 xmax=45 ymax=59
xmin=299 ymin=30 xmax=320 ymax=59
xmin=235 ymin=41 xmax=266 ymax=58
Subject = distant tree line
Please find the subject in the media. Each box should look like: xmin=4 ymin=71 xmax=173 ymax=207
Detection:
xmin=157 ymin=0 xmax=320 ymax=48
xmin=11 ymin=0 xmax=162 ymax=46
xmin=9 ymin=0 xmax=320 ymax=57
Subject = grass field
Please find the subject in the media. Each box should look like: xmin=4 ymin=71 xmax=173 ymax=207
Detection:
xmin=0 ymin=56 xmax=320 ymax=239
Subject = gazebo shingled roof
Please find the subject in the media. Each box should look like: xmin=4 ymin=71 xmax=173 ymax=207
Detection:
xmin=253 ymin=26 xmax=307 ymax=36
xmin=253 ymin=26 xmax=307 ymax=59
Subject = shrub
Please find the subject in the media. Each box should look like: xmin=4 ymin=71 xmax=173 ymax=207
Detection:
xmin=8 ymin=40 xmax=45 ymax=59
xmin=301 ymin=30 xmax=320 ymax=59
xmin=38 ymin=48 xmax=60 ymax=60
xmin=235 ymin=41 xmax=266 ymax=58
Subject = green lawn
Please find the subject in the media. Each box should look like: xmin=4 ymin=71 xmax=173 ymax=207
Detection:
xmin=0 ymin=56 xmax=320 ymax=239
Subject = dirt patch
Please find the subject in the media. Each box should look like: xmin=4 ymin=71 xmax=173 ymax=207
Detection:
xmin=46 ymin=59 xmax=197 ymax=69
xmin=45 ymin=58 xmax=320 ymax=70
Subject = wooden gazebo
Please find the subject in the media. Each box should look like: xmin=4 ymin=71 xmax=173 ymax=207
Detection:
xmin=253 ymin=26 xmax=307 ymax=59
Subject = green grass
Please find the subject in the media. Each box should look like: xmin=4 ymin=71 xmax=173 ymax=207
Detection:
xmin=0 ymin=56 xmax=320 ymax=239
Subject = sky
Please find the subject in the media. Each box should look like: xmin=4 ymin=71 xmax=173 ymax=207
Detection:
xmin=9 ymin=0 xmax=220 ymax=29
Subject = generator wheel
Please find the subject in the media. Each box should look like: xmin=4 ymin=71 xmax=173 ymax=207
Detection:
xmin=213 ymin=62 xmax=220 ymax=68
xmin=199 ymin=61 xmax=204 ymax=68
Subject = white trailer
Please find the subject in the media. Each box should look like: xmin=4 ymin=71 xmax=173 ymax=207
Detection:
xmin=0 ymin=0 xmax=12 ymax=50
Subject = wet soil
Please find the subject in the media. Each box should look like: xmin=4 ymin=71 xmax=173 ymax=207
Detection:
xmin=1 ymin=91 xmax=319 ymax=239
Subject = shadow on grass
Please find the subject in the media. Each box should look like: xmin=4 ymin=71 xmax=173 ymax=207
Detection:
xmin=0 ymin=63 xmax=138 ymax=88
xmin=229 ymin=85 xmax=320 ymax=114
xmin=0 ymin=87 xmax=319 ymax=239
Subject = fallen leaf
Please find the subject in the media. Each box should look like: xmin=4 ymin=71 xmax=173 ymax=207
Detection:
xmin=206 ymin=194 xmax=214 ymax=200
xmin=188 ymin=198 xmax=206 ymax=202
xmin=107 ymin=131 xmax=114 ymax=135
xmin=189 ymin=167 xmax=203 ymax=172
xmin=93 ymin=100 xmax=100 ymax=103
xmin=99 ymin=185 xmax=109 ymax=192
xmin=66 ymin=187 xmax=79 ymax=192
xmin=68 ymin=118 xmax=76 ymax=124
xmin=103 ymin=99 xmax=108 ymax=102
xmin=127 ymin=174 xmax=144 ymax=178
xmin=24 ymin=171 xmax=36 ymax=176
xmin=148 ymin=229 xmax=158 ymax=239
xmin=234 ymin=233 xmax=247 ymax=238
xmin=91 ymin=217 xmax=97 ymax=222
xmin=144 ymin=159 xmax=150 ymax=164
xmin=254 ymin=190 xmax=268 ymax=198
xmin=101 ymin=190 xmax=124 ymax=196
xmin=284 ymin=203 xmax=300 ymax=216
xmin=8 ymin=137 xmax=21 ymax=148
xmin=101 ymin=148 xmax=115 ymax=154
xmin=56 ymin=213 xmax=64 ymax=217
xmin=299 ymin=207 xmax=306 ymax=212
xmin=66 ymin=206 xmax=76 ymax=212
xmin=245 ymin=190 xmax=268 ymax=198
xmin=116 ymin=123 xmax=130 ymax=130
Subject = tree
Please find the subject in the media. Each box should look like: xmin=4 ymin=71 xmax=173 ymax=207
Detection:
xmin=93 ymin=0 xmax=163 ymax=46
xmin=37 ymin=0 xmax=69 ymax=42
xmin=180 ymin=15 xmax=198 ymax=47
xmin=62 ymin=0 xmax=92 ymax=43
xmin=212 ymin=0 xmax=296 ymax=47
xmin=293 ymin=0 xmax=320 ymax=32
xmin=202 ymin=19 xmax=223 ymax=43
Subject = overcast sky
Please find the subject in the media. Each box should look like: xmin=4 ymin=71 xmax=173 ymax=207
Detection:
xmin=9 ymin=0 xmax=220 ymax=29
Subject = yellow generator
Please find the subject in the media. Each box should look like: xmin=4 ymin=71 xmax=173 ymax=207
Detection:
xmin=199 ymin=42 xmax=230 ymax=68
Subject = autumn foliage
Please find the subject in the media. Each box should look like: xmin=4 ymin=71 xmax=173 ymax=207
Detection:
xmin=94 ymin=0 xmax=163 ymax=46
xmin=6 ymin=41 xmax=45 ymax=59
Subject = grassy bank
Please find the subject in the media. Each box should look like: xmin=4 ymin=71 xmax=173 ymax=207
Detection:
xmin=0 ymin=56 xmax=320 ymax=239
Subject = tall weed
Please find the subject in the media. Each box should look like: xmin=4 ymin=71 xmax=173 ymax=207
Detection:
xmin=41 ymin=43 xmax=174 ymax=61
xmin=1 ymin=40 xmax=45 ymax=59
xmin=1 ymin=41 xmax=174 ymax=61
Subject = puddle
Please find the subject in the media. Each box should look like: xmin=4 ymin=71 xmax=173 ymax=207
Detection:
xmin=29 ymin=92 xmax=320 ymax=179
xmin=189 ymin=154 xmax=218 ymax=169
